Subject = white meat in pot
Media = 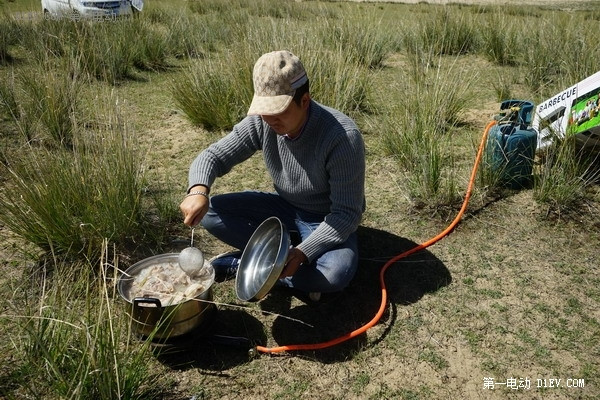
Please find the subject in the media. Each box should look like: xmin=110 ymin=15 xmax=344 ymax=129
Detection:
xmin=127 ymin=261 xmax=212 ymax=306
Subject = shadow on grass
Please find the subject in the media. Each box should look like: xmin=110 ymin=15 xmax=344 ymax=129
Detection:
xmin=153 ymin=308 xmax=267 ymax=371
xmin=154 ymin=225 xmax=451 ymax=368
xmin=262 ymin=225 xmax=452 ymax=363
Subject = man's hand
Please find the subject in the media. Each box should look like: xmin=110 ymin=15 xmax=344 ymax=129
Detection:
xmin=180 ymin=186 xmax=210 ymax=227
xmin=280 ymin=247 xmax=308 ymax=278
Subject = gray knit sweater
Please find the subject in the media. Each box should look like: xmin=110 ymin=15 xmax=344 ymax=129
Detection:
xmin=188 ymin=100 xmax=365 ymax=262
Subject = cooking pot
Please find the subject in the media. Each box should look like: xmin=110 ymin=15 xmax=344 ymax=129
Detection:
xmin=117 ymin=253 xmax=215 ymax=339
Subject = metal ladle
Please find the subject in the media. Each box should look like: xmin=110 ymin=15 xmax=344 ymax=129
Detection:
xmin=178 ymin=228 xmax=205 ymax=277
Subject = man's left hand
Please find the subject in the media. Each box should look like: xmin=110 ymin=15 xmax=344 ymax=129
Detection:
xmin=280 ymin=247 xmax=308 ymax=278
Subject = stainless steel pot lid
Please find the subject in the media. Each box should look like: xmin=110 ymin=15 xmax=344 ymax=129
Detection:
xmin=235 ymin=217 xmax=290 ymax=302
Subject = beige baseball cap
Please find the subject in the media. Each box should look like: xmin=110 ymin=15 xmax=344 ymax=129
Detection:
xmin=247 ymin=50 xmax=308 ymax=116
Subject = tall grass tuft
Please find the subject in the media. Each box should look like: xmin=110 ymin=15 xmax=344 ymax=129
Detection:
xmin=189 ymin=0 xmax=320 ymax=20
xmin=379 ymin=60 xmax=471 ymax=207
xmin=23 ymin=17 xmax=72 ymax=63
xmin=173 ymin=0 xmax=373 ymax=130
xmin=0 ymin=60 xmax=81 ymax=147
xmin=188 ymin=0 xmax=249 ymax=15
xmin=172 ymin=54 xmax=253 ymax=131
xmin=0 ymin=70 xmax=37 ymax=142
xmin=479 ymin=12 xmax=520 ymax=66
xmin=172 ymin=40 xmax=372 ymax=131
xmin=4 ymin=243 xmax=169 ymax=399
xmin=60 ymin=18 xmax=170 ymax=83
xmin=17 ymin=16 xmax=172 ymax=79
xmin=249 ymin=0 xmax=310 ymax=20
xmin=129 ymin=18 xmax=171 ymax=72
xmin=303 ymin=46 xmax=371 ymax=116
xmin=0 ymin=13 xmax=20 ymax=63
xmin=403 ymin=31 xmax=440 ymax=85
xmin=69 ymin=21 xmax=133 ymax=83
xmin=491 ymin=71 xmax=513 ymax=102
xmin=22 ymin=62 xmax=81 ymax=147
xmin=0 ymin=99 xmax=147 ymax=260
xmin=380 ymin=106 xmax=458 ymax=208
xmin=555 ymin=21 xmax=600 ymax=88
xmin=319 ymin=17 xmax=393 ymax=69
xmin=521 ymin=14 xmax=583 ymax=96
xmin=161 ymin=10 xmax=217 ymax=59
xmin=534 ymin=133 xmax=599 ymax=215
xmin=420 ymin=7 xmax=478 ymax=56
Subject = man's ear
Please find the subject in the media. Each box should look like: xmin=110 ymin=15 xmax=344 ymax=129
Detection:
xmin=301 ymin=93 xmax=311 ymax=109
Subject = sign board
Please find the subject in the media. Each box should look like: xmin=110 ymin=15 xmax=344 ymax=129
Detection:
xmin=532 ymin=70 xmax=600 ymax=150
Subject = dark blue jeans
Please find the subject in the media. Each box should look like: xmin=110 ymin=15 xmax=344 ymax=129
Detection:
xmin=201 ymin=191 xmax=358 ymax=293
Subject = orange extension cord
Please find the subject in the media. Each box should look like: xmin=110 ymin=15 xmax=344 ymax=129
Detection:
xmin=255 ymin=120 xmax=497 ymax=355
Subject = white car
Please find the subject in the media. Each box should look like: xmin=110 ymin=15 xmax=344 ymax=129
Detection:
xmin=41 ymin=0 xmax=143 ymax=19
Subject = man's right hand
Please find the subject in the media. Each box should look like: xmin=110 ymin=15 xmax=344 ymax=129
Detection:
xmin=180 ymin=185 xmax=210 ymax=227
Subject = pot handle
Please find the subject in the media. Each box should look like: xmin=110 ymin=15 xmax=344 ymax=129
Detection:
xmin=133 ymin=297 xmax=162 ymax=309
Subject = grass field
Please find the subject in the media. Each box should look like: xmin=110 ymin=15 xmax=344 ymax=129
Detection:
xmin=1 ymin=0 xmax=599 ymax=399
